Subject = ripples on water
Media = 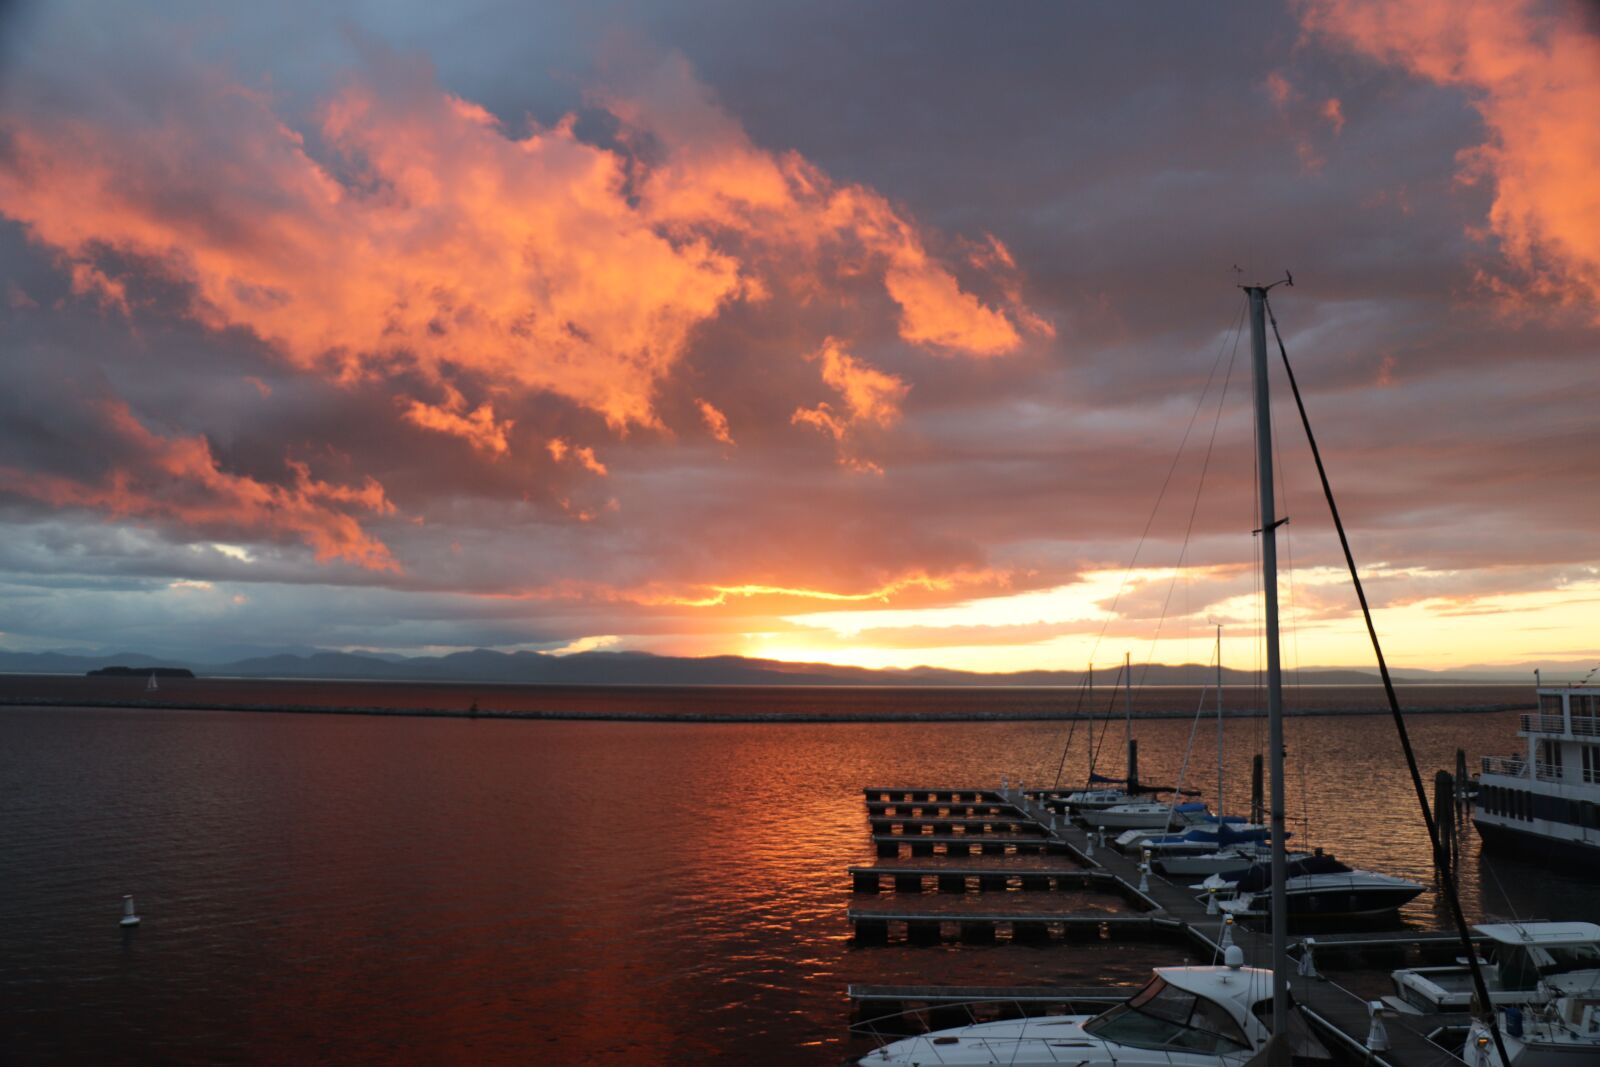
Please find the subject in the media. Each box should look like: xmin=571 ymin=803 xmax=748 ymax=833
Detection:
xmin=1 ymin=682 xmax=1590 ymax=1064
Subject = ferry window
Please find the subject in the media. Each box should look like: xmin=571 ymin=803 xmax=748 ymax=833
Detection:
xmin=1583 ymin=747 xmax=1600 ymax=786
xmin=1540 ymin=694 xmax=1563 ymax=715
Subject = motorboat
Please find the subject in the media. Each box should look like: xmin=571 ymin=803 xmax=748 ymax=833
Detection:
xmin=1391 ymin=922 xmax=1600 ymax=1014
xmin=1464 ymin=987 xmax=1600 ymax=1066
xmin=1460 ymin=928 xmax=1600 ymax=1066
xmin=859 ymin=957 xmax=1328 ymax=1066
xmin=1205 ymin=854 xmax=1425 ymax=919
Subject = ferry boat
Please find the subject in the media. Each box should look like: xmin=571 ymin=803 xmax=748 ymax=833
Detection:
xmin=1472 ymin=681 xmax=1600 ymax=867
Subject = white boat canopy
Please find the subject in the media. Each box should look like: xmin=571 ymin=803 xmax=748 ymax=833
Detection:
xmin=1473 ymin=922 xmax=1600 ymax=947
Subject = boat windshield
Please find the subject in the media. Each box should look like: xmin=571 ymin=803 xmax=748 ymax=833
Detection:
xmin=1533 ymin=943 xmax=1600 ymax=977
xmin=1082 ymin=977 xmax=1251 ymax=1054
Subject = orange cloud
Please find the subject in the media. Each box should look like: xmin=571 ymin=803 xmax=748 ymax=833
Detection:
xmin=546 ymin=437 xmax=607 ymax=475
xmin=1264 ymin=71 xmax=1294 ymax=109
xmin=600 ymin=55 xmax=1046 ymax=356
xmin=0 ymin=53 xmax=1048 ymax=455
xmin=0 ymin=401 xmax=397 ymax=569
xmin=814 ymin=337 xmax=906 ymax=428
xmin=695 ymin=398 xmax=735 ymax=445
xmin=403 ymin=390 xmax=513 ymax=456
xmin=0 ymin=81 xmax=743 ymax=430
xmin=1301 ymin=0 xmax=1600 ymax=319
xmin=1321 ymin=97 xmax=1345 ymax=134
xmin=791 ymin=338 xmax=908 ymax=471
xmin=594 ymin=567 xmax=1013 ymax=611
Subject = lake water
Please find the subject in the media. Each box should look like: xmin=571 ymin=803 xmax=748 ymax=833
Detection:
xmin=2 ymin=681 xmax=1591 ymax=1064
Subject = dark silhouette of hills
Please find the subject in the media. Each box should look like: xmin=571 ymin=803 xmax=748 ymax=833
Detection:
xmin=0 ymin=645 xmax=1552 ymax=686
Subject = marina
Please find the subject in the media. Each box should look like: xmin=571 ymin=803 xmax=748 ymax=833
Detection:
xmin=848 ymin=780 xmax=1489 ymax=1064
xmin=844 ymin=283 xmax=1592 ymax=1067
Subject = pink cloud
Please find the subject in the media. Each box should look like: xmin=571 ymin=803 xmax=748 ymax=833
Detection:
xmin=0 ymin=400 xmax=397 ymax=569
xmin=1301 ymin=0 xmax=1600 ymax=320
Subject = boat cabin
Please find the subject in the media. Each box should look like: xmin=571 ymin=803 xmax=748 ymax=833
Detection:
xmin=1392 ymin=922 xmax=1600 ymax=1012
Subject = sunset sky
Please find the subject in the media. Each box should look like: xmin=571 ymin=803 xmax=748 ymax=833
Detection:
xmin=0 ymin=1 xmax=1596 ymax=673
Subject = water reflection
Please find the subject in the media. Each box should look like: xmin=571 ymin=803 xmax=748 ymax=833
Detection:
xmin=0 ymin=698 xmax=1582 ymax=1064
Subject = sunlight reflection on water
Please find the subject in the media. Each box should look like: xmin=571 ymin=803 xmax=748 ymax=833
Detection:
xmin=0 ymin=688 xmax=1587 ymax=1064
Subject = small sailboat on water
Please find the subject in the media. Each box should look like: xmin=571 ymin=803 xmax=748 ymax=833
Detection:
xmin=145 ymin=671 xmax=158 ymax=692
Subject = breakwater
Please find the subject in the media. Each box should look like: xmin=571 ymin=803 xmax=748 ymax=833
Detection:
xmin=0 ymin=693 xmax=1532 ymax=723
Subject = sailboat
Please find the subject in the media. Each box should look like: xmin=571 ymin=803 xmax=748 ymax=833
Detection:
xmin=1062 ymin=654 xmax=1159 ymax=814
xmin=146 ymin=671 xmax=158 ymax=692
xmin=859 ymin=282 xmax=1306 ymax=1067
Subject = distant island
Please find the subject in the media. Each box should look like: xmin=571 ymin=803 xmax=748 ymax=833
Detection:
xmin=86 ymin=666 xmax=196 ymax=678
xmin=0 ymin=645 xmax=1561 ymax=686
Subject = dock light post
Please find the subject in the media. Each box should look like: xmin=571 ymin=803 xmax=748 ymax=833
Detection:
xmin=1298 ymin=938 xmax=1318 ymax=978
xmin=1206 ymin=887 xmax=1219 ymax=915
xmin=1220 ymin=913 xmax=1235 ymax=949
xmin=1364 ymin=1002 xmax=1390 ymax=1052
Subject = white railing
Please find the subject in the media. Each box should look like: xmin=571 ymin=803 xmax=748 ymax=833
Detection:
xmin=1572 ymin=716 xmax=1600 ymax=737
xmin=1481 ymin=755 xmax=1528 ymax=778
xmin=1519 ymin=713 xmax=1568 ymax=735
xmin=1535 ymin=761 xmax=1564 ymax=783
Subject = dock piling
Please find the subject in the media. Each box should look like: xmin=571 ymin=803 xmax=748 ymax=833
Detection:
xmin=1250 ymin=754 xmax=1264 ymax=825
xmin=1433 ymin=770 xmax=1456 ymax=875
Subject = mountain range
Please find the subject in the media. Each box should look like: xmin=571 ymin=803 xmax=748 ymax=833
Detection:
xmin=0 ymin=647 xmax=1572 ymax=686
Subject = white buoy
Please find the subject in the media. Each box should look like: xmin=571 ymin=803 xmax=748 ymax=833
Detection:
xmin=120 ymin=895 xmax=140 ymax=927
xmin=1224 ymin=944 xmax=1244 ymax=970
xmin=1365 ymin=1001 xmax=1390 ymax=1052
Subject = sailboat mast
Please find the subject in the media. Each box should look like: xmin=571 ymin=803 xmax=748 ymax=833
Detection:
xmin=1215 ymin=624 xmax=1224 ymax=819
xmin=1247 ymin=284 xmax=1290 ymax=1063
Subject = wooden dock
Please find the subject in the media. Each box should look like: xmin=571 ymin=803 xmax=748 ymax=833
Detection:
xmin=851 ymin=784 xmax=1470 ymax=1065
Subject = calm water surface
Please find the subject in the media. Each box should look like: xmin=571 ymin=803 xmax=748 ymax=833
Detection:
xmin=1 ymin=685 xmax=1592 ymax=1064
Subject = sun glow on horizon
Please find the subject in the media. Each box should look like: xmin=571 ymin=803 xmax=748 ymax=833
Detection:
xmin=714 ymin=568 xmax=1600 ymax=674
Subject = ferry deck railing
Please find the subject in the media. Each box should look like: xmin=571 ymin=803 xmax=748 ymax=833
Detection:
xmin=1535 ymin=761 xmax=1563 ymax=783
xmin=1480 ymin=755 xmax=1527 ymax=778
xmin=1519 ymin=713 xmax=1567 ymax=735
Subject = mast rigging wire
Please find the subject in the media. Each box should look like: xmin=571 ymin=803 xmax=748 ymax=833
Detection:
xmin=1047 ymin=303 xmax=1245 ymax=787
xmin=1265 ymin=295 xmax=1510 ymax=1067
